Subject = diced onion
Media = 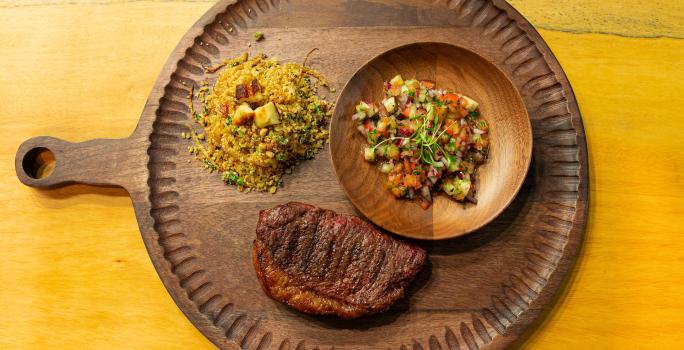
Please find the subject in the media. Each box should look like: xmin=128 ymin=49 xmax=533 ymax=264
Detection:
xmin=399 ymin=94 xmax=409 ymax=108
xmin=421 ymin=186 xmax=432 ymax=202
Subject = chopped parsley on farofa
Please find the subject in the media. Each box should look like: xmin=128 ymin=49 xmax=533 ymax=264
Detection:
xmin=186 ymin=52 xmax=333 ymax=193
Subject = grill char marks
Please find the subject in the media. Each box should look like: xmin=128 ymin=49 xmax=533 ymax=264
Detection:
xmin=253 ymin=202 xmax=427 ymax=319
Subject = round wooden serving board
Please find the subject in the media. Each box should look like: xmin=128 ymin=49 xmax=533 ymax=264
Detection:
xmin=15 ymin=1 xmax=588 ymax=349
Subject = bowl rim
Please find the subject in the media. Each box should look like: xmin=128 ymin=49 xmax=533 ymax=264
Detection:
xmin=329 ymin=41 xmax=533 ymax=240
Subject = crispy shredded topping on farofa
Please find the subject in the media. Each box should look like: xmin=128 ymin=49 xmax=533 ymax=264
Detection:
xmin=186 ymin=52 xmax=333 ymax=193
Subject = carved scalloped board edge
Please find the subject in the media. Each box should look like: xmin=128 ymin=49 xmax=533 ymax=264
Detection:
xmin=139 ymin=0 xmax=588 ymax=349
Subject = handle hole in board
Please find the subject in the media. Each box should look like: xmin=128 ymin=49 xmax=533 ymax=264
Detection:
xmin=22 ymin=147 xmax=56 ymax=179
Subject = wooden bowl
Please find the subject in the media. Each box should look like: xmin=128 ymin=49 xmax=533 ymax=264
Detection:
xmin=330 ymin=42 xmax=532 ymax=240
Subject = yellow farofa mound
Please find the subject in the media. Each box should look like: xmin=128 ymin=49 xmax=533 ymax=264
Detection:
xmin=187 ymin=52 xmax=333 ymax=193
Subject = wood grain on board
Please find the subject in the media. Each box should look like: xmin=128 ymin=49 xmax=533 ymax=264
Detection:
xmin=1 ymin=0 xmax=682 ymax=349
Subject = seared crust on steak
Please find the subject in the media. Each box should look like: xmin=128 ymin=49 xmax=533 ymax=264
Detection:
xmin=252 ymin=202 xmax=426 ymax=319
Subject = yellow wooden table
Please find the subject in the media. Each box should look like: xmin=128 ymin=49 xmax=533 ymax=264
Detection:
xmin=1 ymin=1 xmax=682 ymax=349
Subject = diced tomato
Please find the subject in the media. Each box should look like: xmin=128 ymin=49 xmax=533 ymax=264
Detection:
xmin=443 ymin=121 xmax=457 ymax=137
xmin=436 ymin=105 xmax=447 ymax=124
xmin=399 ymin=126 xmax=414 ymax=137
xmin=393 ymin=163 xmax=403 ymax=173
xmin=363 ymin=120 xmax=374 ymax=131
xmin=400 ymin=103 xmax=413 ymax=118
xmin=395 ymin=173 xmax=403 ymax=185
xmin=387 ymin=173 xmax=401 ymax=186
xmin=459 ymin=127 xmax=468 ymax=140
xmin=439 ymin=93 xmax=461 ymax=113
xmin=439 ymin=93 xmax=459 ymax=104
xmin=459 ymin=107 xmax=469 ymax=118
xmin=403 ymin=174 xmax=421 ymax=189
xmin=420 ymin=80 xmax=435 ymax=89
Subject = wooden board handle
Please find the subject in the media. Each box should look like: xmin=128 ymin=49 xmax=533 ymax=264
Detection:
xmin=15 ymin=136 xmax=141 ymax=190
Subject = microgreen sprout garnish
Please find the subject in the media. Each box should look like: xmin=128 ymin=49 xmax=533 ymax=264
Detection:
xmin=353 ymin=75 xmax=490 ymax=208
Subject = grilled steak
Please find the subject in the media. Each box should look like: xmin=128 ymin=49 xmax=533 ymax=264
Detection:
xmin=252 ymin=202 xmax=426 ymax=319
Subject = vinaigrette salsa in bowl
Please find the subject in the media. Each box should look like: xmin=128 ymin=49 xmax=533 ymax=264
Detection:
xmin=329 ymin=42 xmax=532 ymax=239
xmin=353 ymin=75 xmax=490 ymax=209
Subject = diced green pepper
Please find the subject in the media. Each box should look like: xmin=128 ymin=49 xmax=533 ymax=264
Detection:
xmin=380 ymin=162 xmax=393 ymax=173
xmin=447 ymin=156 xmax=460 ymax=172
xmin=382 ymin=97 xmax=396 ymax=114
xmin=364 ymin=147 xmax=376 ymax=162
xmin=356 ymin=101 xmax=370 ymax=114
